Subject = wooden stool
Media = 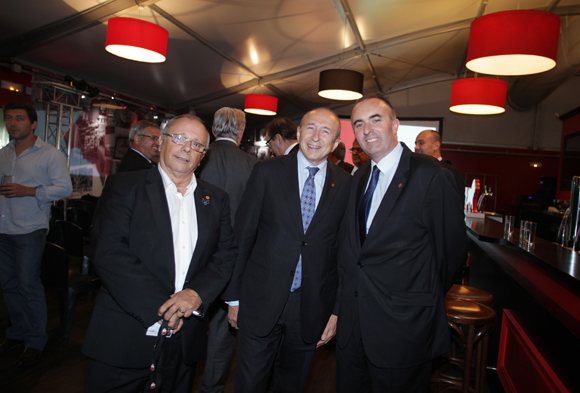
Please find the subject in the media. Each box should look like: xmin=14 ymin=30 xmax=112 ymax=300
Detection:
xmin=432 ymin=299 xmax=496 ymax=393
xmin=446 ymin=284 xmax=494 ymax=306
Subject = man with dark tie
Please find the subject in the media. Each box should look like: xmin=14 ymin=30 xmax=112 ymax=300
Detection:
xmin=196 ymin=107 xmax=257 ymax=393
xmin=264 ymin=117 xmax=299 ymax=156
xmin=224 ymin=108 xmax=350 ymax=393
xmin=336 ymin=96 xmax=466 ymax=393
xmin=83 ymin=114 xmax=236 ymax=393
xmin=117 ymin=120 xmax=160 ymax=172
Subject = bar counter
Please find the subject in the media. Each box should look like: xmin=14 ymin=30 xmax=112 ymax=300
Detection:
xmin=466 ymin=216 xmax=580 ymax=393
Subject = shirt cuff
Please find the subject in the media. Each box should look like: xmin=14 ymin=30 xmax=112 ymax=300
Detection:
xmin=225 ymin=300 xmax=239 ymax=306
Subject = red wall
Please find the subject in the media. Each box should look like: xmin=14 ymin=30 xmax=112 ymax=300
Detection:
xmin=443 ymin=144 xmax=560 ymax=215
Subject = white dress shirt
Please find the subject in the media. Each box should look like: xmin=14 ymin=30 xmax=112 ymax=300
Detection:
xmin=131 ymin=147 xmax=152 ymax=163
xmin=284 ymin=142 xmax=299 ymax=155
xmin=158 ymin=165 xmax=199 ymax=293
xmin=364 ymin=142 xmax=403 ymax=233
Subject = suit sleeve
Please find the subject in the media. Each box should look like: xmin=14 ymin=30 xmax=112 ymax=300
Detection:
xmin=92 ymin=175 xmax=169 ymax=327
xmin=184 ymin=191 xmax=237 ymax=307
xmin=222 ymin=162 xmax=266 ymax=301
xmin=423 ymin=168 xmax=468 ymax=293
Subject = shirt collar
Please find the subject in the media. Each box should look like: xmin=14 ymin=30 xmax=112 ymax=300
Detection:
xmin=297 ymin=150 xmax=327 ymax=176
xmin=216 ymin=137 xmax=238 ymax=145
xmin=158 ymin=165 xmax=197 ymax=193
xmin=372 ymin=142 xmax=403 ymax=174
xmin=8 ymin=136 xmax=41 ymax=152
xmin=130 ymin=147 xmax=151 ymax=163
xmin=437 ymin=156 xmax=443 ymax=161
xmin=284 ymin=142 xmax=298 ymax=155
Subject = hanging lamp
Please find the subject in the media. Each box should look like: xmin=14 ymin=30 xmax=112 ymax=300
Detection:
xmin=466 ymin=10 xmax=560 ymax=76
xmin=244 ymin=94 xmax=278 ymax=116
xmin=318 ymin=69 xmax=364 ymax=100
xmin=105 ymin=17 xmax=169 ymax=63
xmin=449 ymin=78 xmax=507 ymax=115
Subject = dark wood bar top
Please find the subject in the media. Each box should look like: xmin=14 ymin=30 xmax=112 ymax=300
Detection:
xmin=466 ymin=216 xmax=580 ymax=289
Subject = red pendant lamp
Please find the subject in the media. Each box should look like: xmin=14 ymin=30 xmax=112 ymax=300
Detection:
xmin=450 ymin=78 xmax=507 ymax=115
xmin=106 ymin=17 xmax=169 ymax=63
xmin=244 ymin=94 xmax=278 ymax=116
xmin=466 ymin=10 xmax=560 ymax=76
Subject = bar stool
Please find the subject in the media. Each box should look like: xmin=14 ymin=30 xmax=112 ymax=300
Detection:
xmin=432 ymin=298 xmax=496 ymax=393
xmin=446 ymin=284 xmax=494 ymax=306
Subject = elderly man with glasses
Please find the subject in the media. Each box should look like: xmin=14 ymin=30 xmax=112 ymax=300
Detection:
xmin=83 ymin=114 xmax=236 ymax=393
xmin=117 ymin=120 xmax=161 ymax=172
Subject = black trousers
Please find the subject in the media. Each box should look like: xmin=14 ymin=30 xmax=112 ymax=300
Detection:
xmin=200 ymin=300 xmax=237 ymax=393
xmin=234 ymin=290 xmax=316 ymax=393
xmin=336 ymin=311 xmax=432 ymax=393
xmin=84 ymin=333 xmax=196 ymax=393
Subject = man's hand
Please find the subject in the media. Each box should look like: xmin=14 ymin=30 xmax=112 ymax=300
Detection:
xmin=228 ymin=305 xmax=239 ymax=329
xmin=0 ymin=183 xmax=36 ymax=198
xmin=158 ymin=288 xmax=202 ymax=327
xmin=316 ymin=314 xmax=337 ymax=348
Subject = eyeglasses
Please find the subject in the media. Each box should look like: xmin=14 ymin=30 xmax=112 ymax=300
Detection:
xmin=265 ymin=136 xmax=274 ymax=148
xmin=138 ymin=134 xmax=160 ymax=142
xmin=350 ymin=148 xmax=363 ymax=153
xmin=163 ymin=133 xmax=207 ymax=153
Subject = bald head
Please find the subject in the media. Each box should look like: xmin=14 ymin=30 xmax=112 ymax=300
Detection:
xmin=414 ymin=129 xmax=441 ymax=159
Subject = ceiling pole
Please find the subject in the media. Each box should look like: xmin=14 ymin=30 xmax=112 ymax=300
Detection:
xmin=0 ymin=0 xmax=163 ymax=57
xmin=338 ymin=0 xmax=383 ymax=94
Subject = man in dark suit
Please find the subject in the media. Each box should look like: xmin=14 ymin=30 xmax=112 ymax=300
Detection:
xmin=329 ymin=141 xmax=354 ymax=174
xmin=415 ymin=129 xmax=465 ymax=199
xmin=117 ymin=120 xmax=160 ymax=172
xmin=336 ymin=97 xmax=467 ymax=393
xmin=196 ymin=107 xmax=258 ymax=393
xmin=83 ymin=114 xmax=236 ymax=393
xmin=224 ymin=108 xmax=350 ymax=393
xmin=265 ymin=117 xmax=299 ymax=156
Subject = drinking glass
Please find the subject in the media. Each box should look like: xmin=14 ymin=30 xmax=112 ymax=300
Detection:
xmin=1 ymin=174 xmax=13 ymax=184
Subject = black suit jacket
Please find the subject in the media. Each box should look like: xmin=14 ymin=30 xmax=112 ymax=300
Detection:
xmin=82 ymin=167 xmax=236 ymax=368
xmin=197 ymin=139 xmax=258 ymax=226
xmin=223 ymin=153 xmax=350 ymax=343
xmin=336 ymin=144 xmax=467 ymax=368
xmin=117 ymin=148 xmax=153 ymax=173
xmin=337 ymin=160 xmax=354 ymax=174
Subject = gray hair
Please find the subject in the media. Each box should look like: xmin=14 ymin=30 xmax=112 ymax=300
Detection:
xmin=161 ymin=114 xmax=210 ymax=145
xmin=213 ymin=107 xmax=246 ymax=139
xmin=129 ymin=120 xmax=159 ymax=143
xmin=332 ymin=141 xmax=346 ymax=161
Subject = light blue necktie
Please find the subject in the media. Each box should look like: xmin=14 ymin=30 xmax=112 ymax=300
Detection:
xmin=291 ymin=166 xmax=319 ymax=292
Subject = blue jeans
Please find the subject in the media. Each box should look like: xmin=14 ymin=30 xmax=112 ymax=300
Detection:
xmin=0 ymin=229 xmax=48 ymax=351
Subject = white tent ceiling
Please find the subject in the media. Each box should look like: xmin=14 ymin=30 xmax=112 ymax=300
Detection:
xmin=0 ymin=0 xmax=579 ymax=122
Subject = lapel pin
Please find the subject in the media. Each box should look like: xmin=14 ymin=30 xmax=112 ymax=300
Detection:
xmin=203 ymin=196 xmax=210 ymax=205
xmin=331 ymin=183 xmax=335 ymax=187
xmin=398 ymin=183 xmax=402 ymax=188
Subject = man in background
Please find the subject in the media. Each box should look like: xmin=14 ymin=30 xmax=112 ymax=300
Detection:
xmin=0 ymin=101 xmax=73 ymax=366
xmin=328 ymin=142 xmax=354 ymax=174
xmin=117 ymin=120 xmax=160 ymax=172
xmin=265 ymin=117 xmax=299 ymax=156
xmin=197 ymin=107 xmax=257 ymax=393
xmin=350 ymin=140 xmax=370 ymax=174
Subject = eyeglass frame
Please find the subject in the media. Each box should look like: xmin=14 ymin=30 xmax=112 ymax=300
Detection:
xmin=265 ymin=135 xmax=275 ymax=148
xmin=138 ymin=134 xmax=160 ymax=142
xmin=162 ymin=133 xmax=208 ymax=153
xmin=349 ymin=147 xmax=363 ymax=153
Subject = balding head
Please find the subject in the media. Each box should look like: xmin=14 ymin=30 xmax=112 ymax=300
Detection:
xmin=414 ymin=129 xmax=441 ymax=159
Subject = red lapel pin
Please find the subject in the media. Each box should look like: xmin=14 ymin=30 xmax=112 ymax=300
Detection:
xmin=398 ymin=183 xmax=402 ymax=188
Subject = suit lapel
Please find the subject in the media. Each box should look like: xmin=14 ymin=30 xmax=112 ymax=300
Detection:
xmin=306 ymin=162 xmax=341 ymax=235
xmin=353 ymin=162 xmax=371 ymax=251
xmin=279 ymin=154 xmax=303 ymax=233
xmin=145 ymin=169 xmax=175 ymax=281
xmin=186 ymin=182 xmax=211 ymax=282
xmin=364 ymin=146 xmax=412 ymax=243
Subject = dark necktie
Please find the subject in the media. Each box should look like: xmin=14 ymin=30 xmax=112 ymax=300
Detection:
xmin=291 ymin=166 xmax=319 ymax=292
xmin=358 ymin=165 xmax=380 ymax=244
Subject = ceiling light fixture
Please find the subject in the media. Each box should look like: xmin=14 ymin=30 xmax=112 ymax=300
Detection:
xmin=449 ymin=78 xmax=507 ymax=115
xmin=318 ymin=69 xmax=364 ymax=100
xmin=466 ymin=10 xmax=560 ymax=76
xmin=105 ymin=17 xmax=168 ymax=63
xmin=244 ymin=94 xmax=278 ymax=116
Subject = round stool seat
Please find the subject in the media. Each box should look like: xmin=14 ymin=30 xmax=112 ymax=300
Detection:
xmin=445 ymin=298 xmax=495 ymax=325
xmin=446 ymin=284 xmax=494 ymax=306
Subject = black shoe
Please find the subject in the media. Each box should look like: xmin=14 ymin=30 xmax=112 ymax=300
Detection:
xmin=0 ymin=338 xmax=24 ymax=356
xmin=15 ymin=348 xmax=42 ymax=367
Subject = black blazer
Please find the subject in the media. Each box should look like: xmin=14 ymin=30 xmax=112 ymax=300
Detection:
xmin=117 ymin=148 xmax=153 ymax=173
xmin=336 ymin=144 xmax=467 ymax=368
xmin=82 ymin=167 xmax=236 ymax=368
xmin=197 ymin=139 xmax=258 ymax=226
xmin=337 ymin=160 xmax=354 ymax=174
xmin=223 ymin=153 xmax=350 ymax=343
